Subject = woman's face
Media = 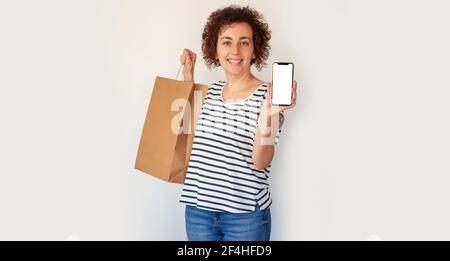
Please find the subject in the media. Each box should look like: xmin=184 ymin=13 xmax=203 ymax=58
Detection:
xmin=215 ymin=22 xmax=255 ymax=76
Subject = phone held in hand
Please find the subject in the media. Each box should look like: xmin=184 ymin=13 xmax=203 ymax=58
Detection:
xmin=271 ymin=62 xmax=294 ymax=106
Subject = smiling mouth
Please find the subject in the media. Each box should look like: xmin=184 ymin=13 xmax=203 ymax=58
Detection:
xmin=227 ymin=59 xmax=243 ymax=65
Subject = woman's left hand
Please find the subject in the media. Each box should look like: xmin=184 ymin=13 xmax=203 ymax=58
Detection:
xmin=262 ymin=80 xmax=298 ymax=118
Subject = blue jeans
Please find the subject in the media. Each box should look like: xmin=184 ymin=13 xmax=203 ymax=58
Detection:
xmin=185 ymin=205 xmax=271 ymax=241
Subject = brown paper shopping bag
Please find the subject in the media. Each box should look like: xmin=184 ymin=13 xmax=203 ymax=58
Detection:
xmin=135 ymin=75 xmax=208 ymax=184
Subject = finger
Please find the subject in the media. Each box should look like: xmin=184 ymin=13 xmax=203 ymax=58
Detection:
xmin=293 ymin=83 xmax=297 ymax=100
xmin=290 ymin=99 xmax=297 ymax=108
xmin=280 ymin=102 xmax=295 ymax=112
xmin=185 ymin=53 xmax=191 ymax=64
xmin=189 ymin=53 xmax=195 ymax=63
xmin=291 ymin=80 xmax=297 ymax=100
xmin=187 ymin=51 xmax=196 ymax=63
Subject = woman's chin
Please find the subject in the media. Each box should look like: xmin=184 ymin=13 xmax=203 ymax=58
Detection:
xmin=223 ymin=65 xmax=249 ymax=76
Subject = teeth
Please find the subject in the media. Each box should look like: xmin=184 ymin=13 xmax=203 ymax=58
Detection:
xmin=227 ymin=59 xmax=242 ymax=64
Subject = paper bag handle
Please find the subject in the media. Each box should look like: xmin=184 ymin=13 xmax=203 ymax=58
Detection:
xmin=176 ymin=64 xmax=184 ymax=81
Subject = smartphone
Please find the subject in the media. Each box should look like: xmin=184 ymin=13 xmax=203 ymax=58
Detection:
xmin=271 ymin=62 xmax=294 ymax=106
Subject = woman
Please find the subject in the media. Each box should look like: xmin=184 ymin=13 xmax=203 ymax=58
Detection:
xmin=179 ymin=5 xmax=298 ymax=241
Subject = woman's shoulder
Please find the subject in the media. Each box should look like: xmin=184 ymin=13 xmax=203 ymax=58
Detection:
xmin=257 ymin=80 xmax=268 ymax=92
xmin=206 ymin=81 xmax=225 ymax=96
xmin=209 ymin=79 xmax=267 ymax=86
xmin=209 ymin=80 xmax=226 ymax=88
xmin=207 ymin=80 xmax=268 ymax=92
xmin=254 ymin=79 xmax=268 ymax=90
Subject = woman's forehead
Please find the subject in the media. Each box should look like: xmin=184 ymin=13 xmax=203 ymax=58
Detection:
xmin=219 ymin=22 xmax=253 ymax=38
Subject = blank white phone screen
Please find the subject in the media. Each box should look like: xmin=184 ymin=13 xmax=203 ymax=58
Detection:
xmin=272 ymin=63 xmax=293 ymax=105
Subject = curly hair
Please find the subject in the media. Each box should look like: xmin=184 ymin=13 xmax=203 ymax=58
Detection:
xmin=201 ymin=5 xmax=271 ymax=71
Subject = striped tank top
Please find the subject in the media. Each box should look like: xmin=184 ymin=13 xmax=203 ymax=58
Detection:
xmin=179 ymin=81 xmax=281 ymax=213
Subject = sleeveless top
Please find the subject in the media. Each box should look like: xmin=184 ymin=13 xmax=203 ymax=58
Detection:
xmin=179 ymin=81 xmax=282 ymax=213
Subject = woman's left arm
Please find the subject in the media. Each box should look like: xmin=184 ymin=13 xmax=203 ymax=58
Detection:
xmin=252 ymin=80 xmax=298 ymax=170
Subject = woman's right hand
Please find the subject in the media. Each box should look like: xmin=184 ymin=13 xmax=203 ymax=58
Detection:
xmin=180 ymin=48 xmax=196 ymax=82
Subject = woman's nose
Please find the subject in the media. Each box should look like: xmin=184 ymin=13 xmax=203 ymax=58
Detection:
xmin=231 ymin=43 xmax=240 ymax=54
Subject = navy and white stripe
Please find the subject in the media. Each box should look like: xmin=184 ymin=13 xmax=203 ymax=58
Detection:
xmin=180 ymin=81 xmax=282 ymax=213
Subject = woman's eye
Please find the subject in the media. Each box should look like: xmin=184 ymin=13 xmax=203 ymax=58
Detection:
xmin=222 ymin=41 xmax=249 ymax=46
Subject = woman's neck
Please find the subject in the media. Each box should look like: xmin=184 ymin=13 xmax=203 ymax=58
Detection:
xmin=225 ymin=71 xmax=260 ymax=92
xmin=222 ymin=71 xmax=264 ymax=102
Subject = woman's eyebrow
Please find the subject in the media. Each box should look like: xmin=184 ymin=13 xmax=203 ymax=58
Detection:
xmin=220 ymin=36 xmax=251 ymax=40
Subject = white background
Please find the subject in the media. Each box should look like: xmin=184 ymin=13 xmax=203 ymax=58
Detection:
xmin=1 ymin=0 xmax=449 ymax=240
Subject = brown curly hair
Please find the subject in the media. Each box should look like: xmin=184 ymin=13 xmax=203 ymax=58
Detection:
xmin=201 ymin=5 xmax=271 ymax=71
